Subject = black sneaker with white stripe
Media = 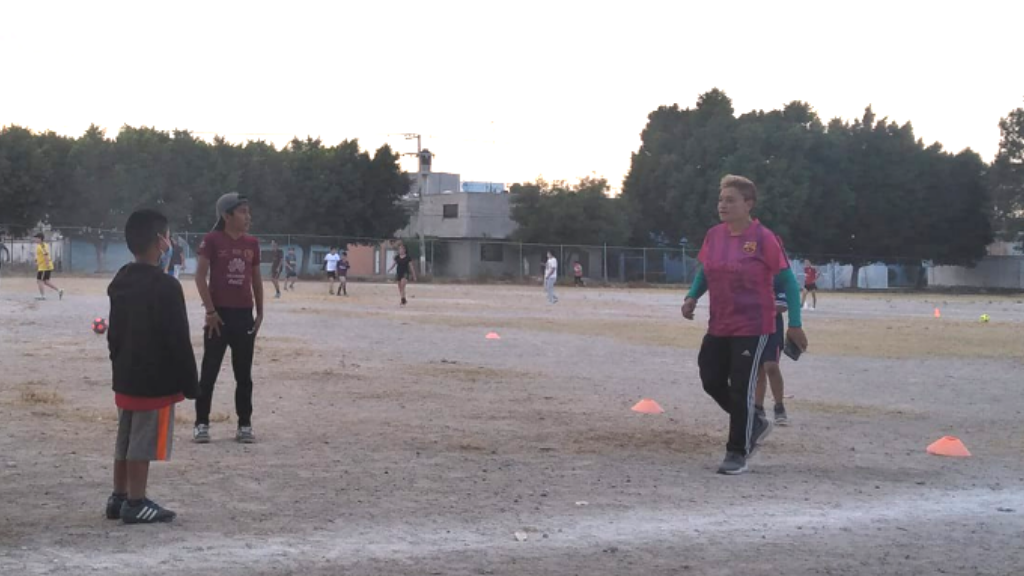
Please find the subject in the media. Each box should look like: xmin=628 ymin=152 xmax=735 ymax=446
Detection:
xmin=120 ymin=498 xmax=176 ymax=524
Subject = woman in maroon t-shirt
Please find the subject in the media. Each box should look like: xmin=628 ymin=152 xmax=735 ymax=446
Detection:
xmin=192 ymin=193 xmax=264 ymax=445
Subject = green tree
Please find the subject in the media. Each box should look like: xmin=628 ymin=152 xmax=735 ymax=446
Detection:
xmin=990 ymin=101 xmax=1024 ymax=242
xmin=510 ymin=177 xmax=629 ymax=246
xmin=0 ymin=126 xmax=50 ymax=233
xmin=623 ymin=88 xmax=737 ymax=246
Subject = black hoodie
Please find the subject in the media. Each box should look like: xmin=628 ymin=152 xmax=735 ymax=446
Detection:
xmin=107 ymin=263 xmax=200 ymax=399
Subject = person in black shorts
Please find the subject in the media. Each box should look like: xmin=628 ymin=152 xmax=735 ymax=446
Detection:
xmin=755 ymin=263 xmax=790 ymax=425
xmin=284 ymin=247 xmax=298 ymax=291
xmin=269 ymin=240 xmax=283 ymax=299
xmin=387 ymin=243 xmax=416 ymax=306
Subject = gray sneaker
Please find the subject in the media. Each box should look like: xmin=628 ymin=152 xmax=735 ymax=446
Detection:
xmin=748 ymin=412 xmax=774 ymax=459
xmin=717 ymin=451 xmax=748 ymax=475
xmin=236 ymin=426 xmax=256 ymax=444
xmin=192 ymin=424 xmax=210 ymax=444
xmin=774 ymin=403 xmax=789 ymax=426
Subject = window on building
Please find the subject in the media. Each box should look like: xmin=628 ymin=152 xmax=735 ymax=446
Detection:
xmin=443 ymin=204 xmax=459 ymax=219
xmin=480 ymin=243 xmax=503 ymax=263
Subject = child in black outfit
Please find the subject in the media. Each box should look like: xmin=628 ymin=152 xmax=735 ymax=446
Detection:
xmin=105 ymin=209 xmax=200 ymax=524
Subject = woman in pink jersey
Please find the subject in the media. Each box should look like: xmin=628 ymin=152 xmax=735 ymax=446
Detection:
xmin=682 ymin=175 xmax=808 ymax=475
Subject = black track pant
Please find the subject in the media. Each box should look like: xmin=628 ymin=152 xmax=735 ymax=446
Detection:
xmin=195 ymin=307 xmax=255 ymax=427
xmin=698 ymin=334 xmax=769 ymax=456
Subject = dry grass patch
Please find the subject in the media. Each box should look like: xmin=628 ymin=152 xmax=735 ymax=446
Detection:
xmin=415 ymin=362 xmax=535 ymax=383
xmin=19 ymin=389 xmax=64 ymax=405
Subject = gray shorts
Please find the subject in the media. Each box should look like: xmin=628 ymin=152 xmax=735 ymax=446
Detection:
xmin=115 ymin=405 xmax=175 ymax=462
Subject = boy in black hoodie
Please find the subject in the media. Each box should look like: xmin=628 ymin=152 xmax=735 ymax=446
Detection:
xmin=105 ymin=209 xmax=200 ymax=524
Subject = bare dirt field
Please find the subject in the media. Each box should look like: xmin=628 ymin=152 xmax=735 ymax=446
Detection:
xmin=1 ymin=275 xmax=1023 ymax=576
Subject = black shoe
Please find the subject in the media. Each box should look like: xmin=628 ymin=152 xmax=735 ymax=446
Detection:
xmin=748 ymin=412 xmax=774 ymax=459
xmin=120 ymin=498 xmax=176 ymax=524
xmin=717 ymin=451 xmax=748 ymax=475
xmin=401 ymin=297 xmax=407 ymax=306
xmin=105 ymin=493 xmax=127 ymax=520
xmin=774 ymin=403 xmax=789 ymax=426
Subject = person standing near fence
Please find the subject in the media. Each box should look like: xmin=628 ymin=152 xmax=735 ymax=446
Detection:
xmin=34 ymin=233 xmax=63 ymax=301
xmin=284 ymin=247 xmax=298 ymax=291
xmin=193 ymin=193 xmax=264 ymax=444
xmin=269 ymin=240 xmax=283 ymax=299
xmin=324 ymin=247 xmax=341 ymax=295
xmin=681 ymin=175 xmax=806 ymax=475
xmin=544 ymin=250 xmax=559 ymax=304
xmin=802 ymin=260 xmax=819 ymax=310
xmin=573 ymin=260 xmax=585 ymax=287
xmin=166 ymin=237 xmax=185 ymax=279
xmin=337 ymin=252 xmax=349 ymax=296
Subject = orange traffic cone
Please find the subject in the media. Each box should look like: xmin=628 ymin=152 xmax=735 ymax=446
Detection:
xmin=926 ymin=436 xmax=971 ymax=457
xmin=485 ymin=332 xmax=501 ymax=340
xmin=631 ymin=399 xmax=664 ymax=414
xmin=934 ymin=308 xmax=941 ymax=318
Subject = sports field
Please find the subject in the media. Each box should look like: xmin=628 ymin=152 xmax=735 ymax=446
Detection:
xmin=1 ymin=277 xmax=1022 ymax=575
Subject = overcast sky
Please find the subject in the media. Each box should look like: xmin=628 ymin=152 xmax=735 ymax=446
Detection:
xmin=3 ymin=0 xmax=1021 ymax=190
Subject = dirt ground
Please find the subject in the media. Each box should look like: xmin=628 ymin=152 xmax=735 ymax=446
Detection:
xmin=1 ymin=275 xmax=1023 ymax=576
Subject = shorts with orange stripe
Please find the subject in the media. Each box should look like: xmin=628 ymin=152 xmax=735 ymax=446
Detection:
xmin=115 ymin=405 xmax=175 ymax=462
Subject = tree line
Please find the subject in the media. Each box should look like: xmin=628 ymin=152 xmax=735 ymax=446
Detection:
xmin=0 ymin=125 xmax=410 ymax=271
xmin=3 ymin=91 xmax=1023 ymax=281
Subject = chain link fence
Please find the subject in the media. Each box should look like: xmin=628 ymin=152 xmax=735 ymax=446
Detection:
xmin=2 ymin=224 xmax=1023 ymax=289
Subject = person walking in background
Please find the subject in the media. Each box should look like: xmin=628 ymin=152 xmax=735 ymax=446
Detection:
xmin=681 ymin=175 xmax=806 ymax=475
xmin=802 ymin=260 xmax=819 ymax=310
xmin=573 ymin=260 xmax=585 ymax=287
xmin=193 ymin=193 xmax=264 ymax=445
xmin=387 ymin=243 xmax=415 ymax=306
xmin=269 ymin=240 xmax=283 ymax=299
xmin=105 ymin=209 xmax=199 ymax=524
xmin=323 ymin=247 xmax=341 ymax=295
xmin=284 ymin=247 xmax=298 ymax=291
xmin=34 ymin=233 xmax=63 ymax=301
xmin=544 ymin=250 xmax=559 ymax=304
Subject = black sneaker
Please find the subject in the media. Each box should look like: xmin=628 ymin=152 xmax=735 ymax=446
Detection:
xmin=748 ymin=412 xmax=774 ymax=459
xmin=774 ymin=403 xmax=789 ymax=426
xmin=120 ymin=498 xmax=176 ymax=524
xmin=105 ymin=493 xmax=127 ymax=520
xmin=717 ymin=451 xmax=748 ymax=475
xmin=401 ymin=297 xmax=407 ymax=306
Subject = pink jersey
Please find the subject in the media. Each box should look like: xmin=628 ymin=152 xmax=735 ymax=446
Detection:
xmin=697 ymin=220 xmax=788 ymax=337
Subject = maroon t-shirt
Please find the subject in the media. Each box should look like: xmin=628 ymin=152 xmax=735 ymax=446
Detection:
xmin=198 ymin=231 xmax=261 ymax=309
xmin=698 ymin=220 xmax=787 ymax=337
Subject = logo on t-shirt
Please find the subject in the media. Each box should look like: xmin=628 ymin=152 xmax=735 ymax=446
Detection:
xmin=742 ymin=241 xmax=757 ymax=254
xmin=227 ymin=258 xmax=246 ymax=285
xmin=244 ymin=249 xmax=254 ymax=262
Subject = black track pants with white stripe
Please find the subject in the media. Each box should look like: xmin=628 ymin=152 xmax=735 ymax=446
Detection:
xmin=698 ymin=334 xmax=769 ymax=456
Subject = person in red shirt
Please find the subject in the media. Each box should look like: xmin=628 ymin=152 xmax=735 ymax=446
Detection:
xmin=193 ymin=193 xmax=264 ymax=444
xmin=682 ymin=175 xmax=808 ymax=475
xmin=106 ymin=209 xmax=199 ymax=524
xmin=573 ymin=261 xmax=585 ymax=287
xmin=802 ymin=260 xmax=819 ymax=310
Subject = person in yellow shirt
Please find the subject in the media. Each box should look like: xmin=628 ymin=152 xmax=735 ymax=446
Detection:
xmin=35 ymin=233 xmax=63 ymax=301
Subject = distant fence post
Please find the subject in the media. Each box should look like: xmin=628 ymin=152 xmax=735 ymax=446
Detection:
xmin=642 ymin=247 xmax=647 ymax=283
xmin=560 ymin=245 xmax=564 ymax=278
xmin=603 ymin=244 xmax=608 ymax=283
xmin=519 ymin=242 xmax=523 ymax=280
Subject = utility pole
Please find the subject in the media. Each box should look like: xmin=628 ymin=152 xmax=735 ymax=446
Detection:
xmin=399 ymin=133 xmax=429 ymax=278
